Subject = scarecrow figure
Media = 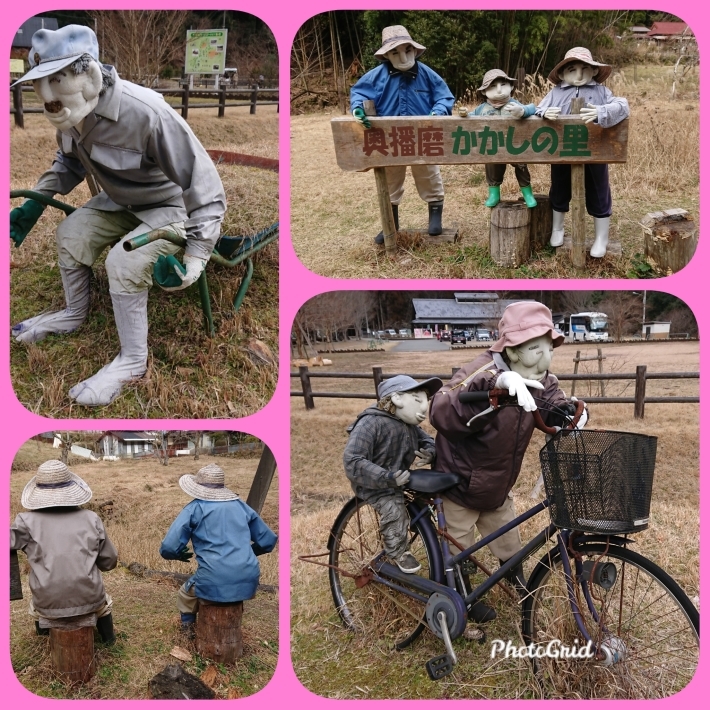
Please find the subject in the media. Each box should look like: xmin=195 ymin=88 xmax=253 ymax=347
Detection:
xmin=536 ymin=47 xmax=629 ymax=258
xmin=467 ymin=69 xmax=538 ymax=209
xmin=343 ymin=375 xmax=442 ymax=573
xmin=350 ymin=25 xmax=455 ymax=244
xmin=430 ymin=302 xmax=588 ymax=622
xmin=159 ymin=464 xmax=277 ymax=638
xmin=11 ymin=460 xmax=118 ymax=643
xmin=9 ymin=25 xmax=226 ymax=405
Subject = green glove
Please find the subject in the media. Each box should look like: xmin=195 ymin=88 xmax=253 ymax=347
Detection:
xmin=10 ymin=199 xmax=45 ymax=247
xmin=352 ymin=107 xmax=371 ymax=129
xmin=178 ymin=545 xmax=194 ymax=562
xmin=153 ymin=254 xmax=187 ymax=289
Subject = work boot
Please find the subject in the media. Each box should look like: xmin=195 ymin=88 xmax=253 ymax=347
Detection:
xmin=12 ymin=265 xmax=91 ymax=343
xmin=395 ymin=551 xmax=422 ymax=574
xmin=68 ymin=290 xmax=149 ymax=406
xmin=35 ymin=621 xmax=50 ymax=637
xmin=485 ymin=186 xmax=500 ymax=208
xmin=462 ymin=573 xmax=497 ymax=623
xmin=550 ymin=209 xmax=566 ymax=247
xmin=590 ymin=216 xmax=610 ymax=258
xmin=180 ymin=613 xmax=196 ymax=640
xmin=499 ymin=558 xmax=527 ymax=598
xmin=520 ymin=185 xmax=538 ymax=208
xmin=428 ymin=200 xmax=444 ymax=236
xmin=97 ymin=613 xmax=116 ymax=645
xmin=375 ymin=204 xmax=399 ymax=245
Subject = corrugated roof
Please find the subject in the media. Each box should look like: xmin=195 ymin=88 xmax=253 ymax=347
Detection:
xmin=412 ymin=298 xmax=533 ymax=323
xmin=648 ymin=22 xmax=691 ymax=36
xmin=99 ymin=431 xmax=154 ymax=442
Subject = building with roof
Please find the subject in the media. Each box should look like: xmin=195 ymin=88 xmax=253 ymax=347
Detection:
xmin=97 ymin=431 xmax=156 ymax=458
xmin=646 ymin=22 xmax=694 ymax=42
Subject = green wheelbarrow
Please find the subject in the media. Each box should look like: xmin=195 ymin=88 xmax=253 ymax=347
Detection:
xmin=10 ymin=189 xmax=279 ymax=337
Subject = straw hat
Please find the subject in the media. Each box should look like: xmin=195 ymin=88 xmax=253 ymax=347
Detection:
xmin=476 ymin=69 xmax=517 ymax=98
xmin=179 ymin=463 xmax=239 ymax=502
xmin=490 ymin=302 xmax=564 ymax=353
xmin=21 ymin=460 xmax=93 ymax=510
xmin=374 ymin=26 xmax=426 ymax=59
xmin=548 ymin=47 xmax=612 ymax=85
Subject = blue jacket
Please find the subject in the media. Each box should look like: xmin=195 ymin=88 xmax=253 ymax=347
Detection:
xmin=160 ymin=499 xmax=277 ymax=602
xmin=350 ymin=61 xmax=454 ymax=117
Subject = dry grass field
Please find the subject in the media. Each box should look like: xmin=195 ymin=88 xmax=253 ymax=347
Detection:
xmin=290 ymin=341 xmax=699 ymax=698
xmin=290 ymin=66 xmax=698 ymax=279
xmin=10 ymin=440 xmax=279 ymax=699
xmin=10 ymin=106 xmax=278 ymax=419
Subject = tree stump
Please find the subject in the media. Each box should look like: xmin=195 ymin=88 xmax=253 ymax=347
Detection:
xmin=490 ymin=201 xmax=530 ymax=267
xmin=516 ymin=193 xmax=551 ymax=253
xmin=641 ymin=209 xmax=697 ymax=275
xmin=49 ymin=627 xmax=96 ymax=685
xmin=196 ymin=599 xmax=243 ymax=664
xmin=10 ymin=549 xmax=23 ymax=601
xmin=149 ymin=664 xmax=216 ymax=699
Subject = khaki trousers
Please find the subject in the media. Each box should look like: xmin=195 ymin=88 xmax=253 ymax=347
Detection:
xmin=385 ymin=165 xmax=444 ymax=205
xmin=29 ymin=593 xmax=113 ymax=620
xmin=177 ymin=581 xmax=199 ymax=614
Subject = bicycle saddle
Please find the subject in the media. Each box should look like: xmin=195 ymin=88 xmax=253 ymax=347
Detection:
xmin=406 ymin=470 xmax=461 ymax=494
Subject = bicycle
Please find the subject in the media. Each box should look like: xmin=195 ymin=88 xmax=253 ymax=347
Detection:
xmin=312 ymin=389 xmax=699 ymax=698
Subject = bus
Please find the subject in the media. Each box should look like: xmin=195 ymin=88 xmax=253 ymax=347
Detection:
xmin=567 ymin=312 xmax=609 ymax=342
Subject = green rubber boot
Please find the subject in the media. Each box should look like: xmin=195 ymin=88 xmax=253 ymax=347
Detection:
xmin=484 ymin=186 xmax=500 ymax=208
xmin=520 ymin=185 xmax=538 ymax=208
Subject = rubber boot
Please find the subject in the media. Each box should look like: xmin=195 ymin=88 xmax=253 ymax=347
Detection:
xmin=97 ymin=613 xmax=116 ymax=645
xmin=462 ymin=574 xmax=497 ymax=623
xmin=35 ymin=621 xmax=50 ymax=636
xmin=520 ymin=185 xmax=538 ymax=208
xmin=428 ymin=200 xmax=443 ymax=236
xmin=550 ymin=210 xmax=565 ymax=247
xmin=375 ymin=204 xmax=399 ymax=245
xmin=12 ymin=265 xmax=91 ymax=343
xmin=69 ymin=290 xmax=149 ymax=406
xmin=590 ymin=216 xmax=610 ymax=258
xmin=180 ymin=612 xmax=196 ymax=640
xmin=485 ymin=186 xmax=500 ymax=208
xmin=499 ymin=558 xmax=527 ymax=598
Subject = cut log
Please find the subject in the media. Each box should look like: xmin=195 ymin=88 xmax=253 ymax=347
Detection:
xmin=516 ymin=194 xmax=552 ymax=253
xmin=489 ymin=201 xmax=530 ymax=267
xmin=49 ymin=626 xmax=96 ymax=685
xmin=148 ymin=664 xmax=216 ymax=699
xmin=196 ymin=599 xmax=243 ymax=664
xmin=641 ymin=209 xmax=697 ymax=275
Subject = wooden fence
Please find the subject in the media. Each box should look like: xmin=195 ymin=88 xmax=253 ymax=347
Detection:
xmin=290 ymin=365 xmax=698 ymax=419
xmin=10 ymin=83 xmax=278 ymax=127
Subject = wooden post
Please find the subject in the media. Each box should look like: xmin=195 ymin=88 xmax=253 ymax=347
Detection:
xmin=11 ymin=549 xmax=23 ymax=600
xmin=250 ymin=84 xmax=258 ymax=114
xmin=374 ymin=168 xmax=397 ymax=255
xmin=218 ymin=84 xmax=226 ymax=118
xmin=522 ymin=194 xmax=552 ymax=253
xmin=571 ymin=350 xmax=581 ymax=397
xmin=246 ymin=445 xmax=276 ymax=515
xmin=298 ymin=366 xmax=314 ymax=410
xmin=182 ymin=82 xmax=190 ymax=120
xmin=196 ymin=599 xmax=243 ymax=664
xmin=597 ymin=348 xmax=606 ymax=397
xmin=372 ymin=366 xmax=384 ymax=398
xmin=12 ymin=84 xmax=24 ymax=129
xmin=489 ymin=201 xmax=530 ymax=267
xmin=49 ymin=627 xmax=96 ymax=685
xmin=641 ymin=209 xmax=698 ymax=275
xmin=570 ymin=96 xmax=586 ymax=268
xmin=634 ymin=365 xmax=647 ymax=419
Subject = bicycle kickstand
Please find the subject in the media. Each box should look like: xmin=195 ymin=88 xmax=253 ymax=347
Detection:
xmin=425 ymin=610 xmax=457 ymax=681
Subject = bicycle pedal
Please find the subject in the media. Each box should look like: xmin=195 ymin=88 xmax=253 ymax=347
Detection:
xmin=425 ymin=654 xmax=454 ymax=680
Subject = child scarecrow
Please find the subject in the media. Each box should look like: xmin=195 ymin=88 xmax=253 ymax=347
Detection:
xmin=159 ymin=463 xmax=277 ymax=637
xmin=11 ymin=460 xmax=118 ymax=643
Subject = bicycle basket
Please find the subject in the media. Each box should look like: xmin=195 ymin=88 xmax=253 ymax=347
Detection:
xmin=539 ymin=430 xmax=657 ymax=534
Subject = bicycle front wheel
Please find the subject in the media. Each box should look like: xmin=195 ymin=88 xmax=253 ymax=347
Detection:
xmin=328 ymin=496 xmax=442 ymax=649
xmin=522 ymin=541 xmax=699 ymax=698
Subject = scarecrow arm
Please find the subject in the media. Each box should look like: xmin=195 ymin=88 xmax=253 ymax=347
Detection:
xmin=159 ymin=506 xmax=194 ymax=560
xmin=246 ymin=506 xmax=277 ymax=556
xmin=95 ymin=517 xmax=119 ymax=571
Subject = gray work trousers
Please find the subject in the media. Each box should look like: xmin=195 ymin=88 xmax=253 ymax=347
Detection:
xmin=363 ymin=489 xmax=410 ymax=560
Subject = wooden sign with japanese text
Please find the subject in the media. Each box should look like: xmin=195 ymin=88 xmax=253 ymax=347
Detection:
xmin=331 ymin=116 xmax=628 ymax=171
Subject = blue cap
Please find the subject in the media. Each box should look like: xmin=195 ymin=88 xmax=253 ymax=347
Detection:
xmin=377 ymin=375 xmax=443 ymax=400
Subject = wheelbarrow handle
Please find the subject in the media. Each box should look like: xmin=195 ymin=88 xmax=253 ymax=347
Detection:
xmin=10 ymin=189 xmax=76 ymax=215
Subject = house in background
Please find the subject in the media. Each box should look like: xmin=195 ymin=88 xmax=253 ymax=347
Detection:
xmin=11 ymin=17 xmax=59 ymax=64
xmin=97 ymin=431 xmax=156 ymax=458
xmin=646 ymin=22 xmax=695 ymax=44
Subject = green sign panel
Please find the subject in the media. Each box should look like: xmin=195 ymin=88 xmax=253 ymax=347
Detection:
xmin=185 ymin=29 xmax=227 ymax=74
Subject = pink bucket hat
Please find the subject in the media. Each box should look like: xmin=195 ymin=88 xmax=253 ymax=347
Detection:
xmin=548 ymin=47 xmax=612 ymax=85
xmin=490 ymin=302 xmax=564 ymax=353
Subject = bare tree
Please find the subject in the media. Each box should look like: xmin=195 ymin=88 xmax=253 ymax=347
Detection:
xmin=560 ymin=291 xmax=597 ymax=315
xmin=596 ymin=292 xmax=642 ymax=342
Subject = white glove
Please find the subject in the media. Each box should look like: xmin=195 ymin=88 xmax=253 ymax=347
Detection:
xmin=412 ymin=449 xmax=434 ymax=469
xmin=457 ymin=106 xmax=470 ymax=117
xmin=543 ymin=107 xmax=561 ymax=121
xmin=580 ymin=106 xmax=599 ymax=124
xmin=495 ymin=371 xmax=544 ymax=412
xmin=502 ymin=102 xmax=525 ymax=118
xmin=393 ymin=469 xmax=411 ymax=487
xmin=163 ymin=254 xmax=208 ymax=292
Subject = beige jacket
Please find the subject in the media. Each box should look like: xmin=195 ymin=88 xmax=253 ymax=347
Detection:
xmin=11 ymin=508 xmax=118 ymax=618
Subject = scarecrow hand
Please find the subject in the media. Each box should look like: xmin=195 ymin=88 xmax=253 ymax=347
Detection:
xmin=543 ymin=107 xmax=561 ymax=121
xmin=352 ymin=107 xmax=371 ymax=129
xmin=412 ymin=449 xmax=435 ymax=468
xmin=457 ymin=106 xmax=470 ymax=118
xmin=10 ymin=199 xmax=46 ymax=247
xmin=177 ymin=546 xmax=194 ymax=562
xmin=157 ymin=254 xmax=208 ymax=291
xmin=495 ymin=371 xmax=544 ymax=412
xmin=392 ymin=469 xmax=411 ymax=487
xmin=580 ymin=106 xmax=599 ymax=124
xmin=570 ymin=396 xmax=589 ymax=429
xmin=502 ymin=102 xmax=525 ymax=118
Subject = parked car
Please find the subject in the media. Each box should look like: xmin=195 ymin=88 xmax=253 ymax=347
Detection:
xmin=398 ymin=329 xmax=412 ymax=338
xmin=476 ymin=329 xmax=492 ymax=341
xmin=440 ymin=331 xmax=451 ymax=341
xmin=384 ymin=329 xmax=397 ymax=338
xmin=451 ymin=330 xmax=467 ymax=345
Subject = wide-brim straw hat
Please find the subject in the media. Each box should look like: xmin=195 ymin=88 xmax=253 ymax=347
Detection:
xmin=179 ymin=463 xmax=239 ymax=501
xmin=21 ymin=460 xmax=93 ymax=510
xmin=476 ymin=69 xmax=517 ymax=98
xmin=374 ymin=25 xmax=426 ymax=59
xmin=548 ymin=47 xmax=612 ymax=85
xmin=490 ymin=302 xmax=564 ymax=353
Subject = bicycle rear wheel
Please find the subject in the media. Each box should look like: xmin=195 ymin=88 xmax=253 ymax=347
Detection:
xmin=522 ymin=541 xmax=699 ymax=698
xmin=328 ymin=496 xmax=442 ymax=649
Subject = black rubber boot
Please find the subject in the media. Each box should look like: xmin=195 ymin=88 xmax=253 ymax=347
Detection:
xmin=428 ymin=200 xmax=444 ymax=236
xmin=35 ymin=621 xmax=50 ymax=636
xmin=462 ymin=574 xmax=497 ymax=623
xmin=499 ymin=558 xmax=527 ymax=598
xmin=97 ymin=613 xmax=116 ymax=645
xmin=375 ymin=204 xmax=399 ymax=245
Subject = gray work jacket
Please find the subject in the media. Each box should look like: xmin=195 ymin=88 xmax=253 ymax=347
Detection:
xmin=33 ymin=68 xmax=226 ymax=260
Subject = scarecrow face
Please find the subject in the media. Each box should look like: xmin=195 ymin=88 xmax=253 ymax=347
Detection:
xmin=391 ymin=388 xmax=429 ymax=425
xmin=33 ymin=61 xmax=102 ymax=132
xmin=386 ymin=43 xmax=416 ymax=72
xmin=506 ymin=334 xmax=554 ymax=381
xmin=484 ymin=79 xmax=514 ymax=102
xmin=562 ymin=61 xmax=598 ymax=87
